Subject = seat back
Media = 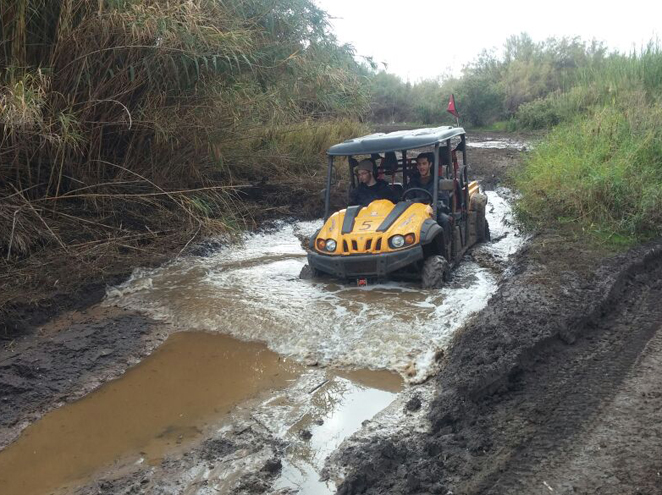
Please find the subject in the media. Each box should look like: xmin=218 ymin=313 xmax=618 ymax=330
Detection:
xmin=439 ymin=179 xmax=454 ymax=191
xmin=391 ymin=183 xmax=403 ymax=201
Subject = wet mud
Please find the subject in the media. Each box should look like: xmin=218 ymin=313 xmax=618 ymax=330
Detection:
xmin=334 ymin=238 xmax=662 ymax=494
xmin=0 ymin=332 xmax=301 ymax=495
xmin=0 ymin=307 xmax=162 ymax=449
xmin=5 ymin=135 xmax=658 ymax=495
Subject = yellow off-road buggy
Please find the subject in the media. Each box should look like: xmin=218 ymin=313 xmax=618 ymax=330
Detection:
xmin=301 ymin=126 xmax=489 ymax=288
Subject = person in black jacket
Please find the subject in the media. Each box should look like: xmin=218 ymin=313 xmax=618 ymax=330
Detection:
xmin=406 ymin=152 xmax=450 ymax=207
xmin=349 ymin=159 xmax=398 ymax=207
xmin=406 ymin=152 xmax=452 ymax=246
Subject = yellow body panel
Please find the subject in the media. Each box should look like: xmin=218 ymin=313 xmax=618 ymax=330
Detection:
xmin=316 ymin=200 xmax=433 ymax=256
xmin=468 ymin=180 xmax=480 ymax=199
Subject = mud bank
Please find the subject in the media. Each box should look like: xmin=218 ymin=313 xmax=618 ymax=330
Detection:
xmin=0 ymin=180 xmax=322 ymax=340
xmin=0 ymin=134 xmax=536 ymax=494
xmin=334 ymin=235 xmax=662 ymax=494
xmin=0 ymin=307 xmax=167 ymax=450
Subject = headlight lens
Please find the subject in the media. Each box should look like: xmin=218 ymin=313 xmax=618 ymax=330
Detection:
xmin=389 ymin=235 xmax=405 ymax=249
xmin=325 ymin=239 xmax=337 ymax=252
xmin=405 ymin=233 xmax=416 ymax=245
xmin=316 ymin=238 xmax=326 ymax=251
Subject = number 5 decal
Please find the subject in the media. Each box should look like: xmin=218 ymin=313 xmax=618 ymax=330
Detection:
xmin=358 ymin=220 xmax=373 ymax=231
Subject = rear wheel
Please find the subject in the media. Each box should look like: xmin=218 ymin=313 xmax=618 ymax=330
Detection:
xmin=421 ymin=255 xmax=451 ymax=289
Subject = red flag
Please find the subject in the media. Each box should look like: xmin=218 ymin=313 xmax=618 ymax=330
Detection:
xmin=447 ymin=94 xmax=459 ymax=118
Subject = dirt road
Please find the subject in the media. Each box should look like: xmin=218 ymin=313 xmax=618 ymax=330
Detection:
xmin=2 ymin=132 xmax=660 ymax=494
xmin=335 ymin=237 xmax=662 ymax=494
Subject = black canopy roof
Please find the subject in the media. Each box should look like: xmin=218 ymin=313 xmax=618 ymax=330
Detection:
xmin=327 ymin=126 xmax=465 ymax=156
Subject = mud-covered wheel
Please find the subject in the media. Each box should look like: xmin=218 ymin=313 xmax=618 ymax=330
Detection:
xmin=421 ymin=255 xmax=451 ymax=289
xmin=299 ymin=263 xmax=320 ymax=280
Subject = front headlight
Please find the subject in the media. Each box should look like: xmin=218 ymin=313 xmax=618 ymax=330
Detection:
xmin=325 ymin=239 xmax=337 ymax=252
xmin=389 ymin=235 xmax=405 ymax=249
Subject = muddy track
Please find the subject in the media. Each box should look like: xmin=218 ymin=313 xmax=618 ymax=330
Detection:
xmin=461 ymin=252 xmax=662 ymax=494
xmin=8 ymin=136 xmax=657 ymax=495
xmin=336 ymin=241 xmax=662 ymax=494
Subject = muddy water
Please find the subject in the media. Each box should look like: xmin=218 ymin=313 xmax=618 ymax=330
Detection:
xmin=275 ymin=375 xmax=398 ymax=493
xmin=107 ymin=190 xmax=524 ymax=383
xmin=0 ymin=189 xmax=523 ymax=494
xmin=0 ymin=333 xmax=301 ymax=495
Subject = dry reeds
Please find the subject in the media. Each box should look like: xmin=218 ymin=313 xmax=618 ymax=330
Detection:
xmin=0 ymin=0 xmax=368 ymax=263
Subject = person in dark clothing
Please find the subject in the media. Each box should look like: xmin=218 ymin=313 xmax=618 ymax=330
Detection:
xmin=406 ymin=152 xmax=450 ymax=207
xmin=348 ymin=159 xmax=398 ymax=207
xmin=406 ymin=152 xmax=452 ymax=247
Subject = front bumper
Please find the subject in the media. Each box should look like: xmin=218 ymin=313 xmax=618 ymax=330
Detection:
xmin=307 ymin=245 xmax=424 ymax=278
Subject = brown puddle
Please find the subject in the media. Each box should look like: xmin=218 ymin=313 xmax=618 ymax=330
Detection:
xmin=337 ymin=368 xmax=404 ymax=393
xmin=0 ymin=332 xmax=302 ymax=495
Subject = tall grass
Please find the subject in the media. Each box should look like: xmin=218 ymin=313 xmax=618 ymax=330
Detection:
xmin=513 ymin=43 xmax=662 ymax=244
xmin=515 ymin=43 xmax=662 ymax=130
xmin=514 ymin=104 xmax=662 ymax=244
xmin=0 ymin=0 xmax=368 ymax=259
xmin=213 ymin=119 xmax=369 ymax=181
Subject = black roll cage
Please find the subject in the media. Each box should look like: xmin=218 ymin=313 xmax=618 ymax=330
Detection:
xmin=323 ymin=134 xmax=468 ymax=221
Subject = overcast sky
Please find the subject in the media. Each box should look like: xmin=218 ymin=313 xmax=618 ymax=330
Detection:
xmin=314 ymin=0 xmax=661 ymax=82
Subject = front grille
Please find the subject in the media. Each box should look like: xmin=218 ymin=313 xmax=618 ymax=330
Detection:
xmin=344 ymin=259 xmax=378 ymax=275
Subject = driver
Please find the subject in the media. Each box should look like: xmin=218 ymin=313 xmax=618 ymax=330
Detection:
xmin=405 ymin=152 xmax=449 ymax=205
xmin=406 ymin=151 xmax=452 ymax=245
xmin=349 ymin=159 xmax=398 ymax=207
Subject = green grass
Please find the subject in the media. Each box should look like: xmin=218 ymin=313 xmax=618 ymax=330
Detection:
xmin=513 ymin=43 xmax=662 ymax=245
xmin=514 ymin=105 xmax=662 ymax=244
xmin=214 ymin=119 xmax=369 ymax=181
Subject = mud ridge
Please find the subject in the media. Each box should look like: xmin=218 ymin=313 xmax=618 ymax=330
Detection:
xmin=0 ymin=310 xmax=166 ymax=450
xmin=463 ymin=241 xmax=662 ymax=402
xmin=335 ymin=236 xmax=662 ymax=494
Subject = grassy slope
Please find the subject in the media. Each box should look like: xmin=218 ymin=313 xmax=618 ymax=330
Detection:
xmin=514 ymin=46 xmax=662 ymax=245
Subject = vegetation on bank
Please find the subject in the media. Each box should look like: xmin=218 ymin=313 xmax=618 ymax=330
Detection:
xmin=0 ymin=0 xmax=368 ymax=265
xmin=369 ymin=34 xmax=662 ymax=244
xmin=0 ymin=0 xmax=372 ymax=324
xmin=508 ymin=43 xmax=662 ymax=244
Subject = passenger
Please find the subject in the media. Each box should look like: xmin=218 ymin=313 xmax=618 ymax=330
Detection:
xmin=406 ymin=152 xmax=450 ymax=207
xmin=406 ymin=152 xmax=452 ymax=245
xmin=406 ymin=152 xmax=435 ymax=198
xmin=349 ymin=159 xmax=398 ymax=207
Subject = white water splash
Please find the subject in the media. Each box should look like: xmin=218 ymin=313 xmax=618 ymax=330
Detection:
xmin=106 ymin=191 xmax=525 ymax=382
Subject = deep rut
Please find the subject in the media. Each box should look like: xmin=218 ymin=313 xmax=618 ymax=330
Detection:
xmin=463 ymin=257 xmax=662 ymax=494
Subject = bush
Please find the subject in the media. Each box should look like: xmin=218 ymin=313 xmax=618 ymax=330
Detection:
xmin=514 ymin=105 xmax=662 ymax=243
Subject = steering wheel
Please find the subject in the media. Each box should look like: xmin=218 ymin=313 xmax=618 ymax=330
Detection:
xmin=401 ymin=187 xmax=433 ymax=203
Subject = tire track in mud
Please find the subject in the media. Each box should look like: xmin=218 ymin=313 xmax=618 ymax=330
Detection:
xmin=335 ymin=241 xmax=662 ymax=495
xmin=468 ymin=258 xmax=662 ymax=494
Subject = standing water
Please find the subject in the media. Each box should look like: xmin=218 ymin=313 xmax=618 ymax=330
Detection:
xmin=0 ymin=189 xmax=525 ymax=494
xmin=107 ymin=190 xmax=523 ymax=383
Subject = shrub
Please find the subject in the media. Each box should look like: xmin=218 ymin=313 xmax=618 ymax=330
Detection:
xmin=514 ymin=105 xmax=662 ymax=243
